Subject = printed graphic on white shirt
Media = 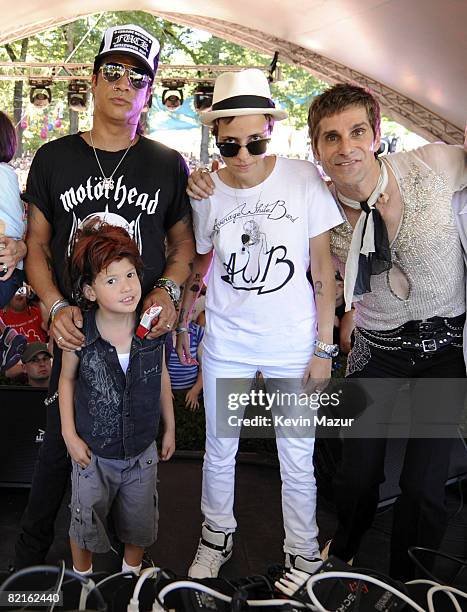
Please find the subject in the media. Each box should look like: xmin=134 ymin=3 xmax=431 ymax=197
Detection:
xmin=191 ymin=157 xmax=343 ymax=365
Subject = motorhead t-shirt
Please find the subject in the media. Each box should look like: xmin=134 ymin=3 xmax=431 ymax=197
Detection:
xmin=23 ymin=134 xmax=190 ymax=298
xmin=191 ymin=156 xmax=343 ymax=365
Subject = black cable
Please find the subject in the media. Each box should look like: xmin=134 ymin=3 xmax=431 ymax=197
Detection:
xmin=230 ymin=587 xmax=248 ymax=611
xmin=47 ymin=560 xmax=65 ymax=612
xmin=408 ymin=546 xmax=467 ymax=585
xmin=447 ymin=477 xmax=465 ymax=520
xmin=0 ymin=565 xmax=107 ymax=611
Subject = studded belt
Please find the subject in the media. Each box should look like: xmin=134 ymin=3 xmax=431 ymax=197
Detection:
xmin=356 ymin=314 xmax=464 ymax=353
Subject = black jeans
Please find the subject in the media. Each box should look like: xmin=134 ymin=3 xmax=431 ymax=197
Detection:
xmin=14 ymin=347 xmax=70 ymax=568
xmin=329 ymin=330 xmax=466 ymax=581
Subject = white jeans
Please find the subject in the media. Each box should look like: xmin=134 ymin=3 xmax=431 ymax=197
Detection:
xmin=201 ymin=352 xmax=319 ymax=558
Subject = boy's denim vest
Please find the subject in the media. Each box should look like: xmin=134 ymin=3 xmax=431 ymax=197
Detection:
xmin=74 ymin=310 xmax=163 ymax=459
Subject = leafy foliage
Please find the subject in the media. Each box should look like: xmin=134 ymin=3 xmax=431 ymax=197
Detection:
xmin=1 ymin=11 xmax=326 ymax=156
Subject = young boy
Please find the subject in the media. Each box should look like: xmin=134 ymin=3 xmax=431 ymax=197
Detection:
xmin=59 ymin=219 xmax=175 ymax=576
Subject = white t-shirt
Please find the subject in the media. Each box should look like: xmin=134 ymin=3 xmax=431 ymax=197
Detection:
xmin=117 ymin=352 xmax=130 ymax=374
xmin=0 ymin=163 xmax=26 ymax=269
xmin=191 ymin=156 xmax=343 ymax=365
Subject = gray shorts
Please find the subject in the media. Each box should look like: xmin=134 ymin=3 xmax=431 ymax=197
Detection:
xmin=69 ymin=442 xmax=158 ymax=553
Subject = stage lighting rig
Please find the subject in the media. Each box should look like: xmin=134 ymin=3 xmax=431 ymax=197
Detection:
xmin=67 ymin=80 xmax=89 ymax=112
xmin=193 ymin=83 xmax=214 ymax=111
xmin=29 ymin=79 xmax=52 ymax=108
xmin=162 ymin=80 xmax=185 ymax=110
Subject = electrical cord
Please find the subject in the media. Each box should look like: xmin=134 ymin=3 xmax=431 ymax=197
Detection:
xmin=408 ymin=546 xmax=467 ymax=585
xmin=0 ymin=565 xmax=106 ymax=611
xmin=426 ymin=585 xmax=467 ymax=612
xmin=79 ymin=571 xmax=135 ymax=609
xmin=156 ymin=580 xmax=314 ymax=609
xmin=304 ymin=571 xmax=426 ymax=612
xmin=14 ymin=561 xmax=66 ymax=612
xmin=407 ymin=580 xmax=462 ymax=612
xmin=128 ymin=567 xmax=161 ymax=612
xmin=48 ymin=560 xmax=65 ymax=612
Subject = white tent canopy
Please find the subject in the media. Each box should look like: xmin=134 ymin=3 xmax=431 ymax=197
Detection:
xmin=1 ymin=0 xmax=465 ymax=143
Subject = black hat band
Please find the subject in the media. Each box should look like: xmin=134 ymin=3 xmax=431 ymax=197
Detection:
xmin=211 ymin=95 xmax=275 ymax=111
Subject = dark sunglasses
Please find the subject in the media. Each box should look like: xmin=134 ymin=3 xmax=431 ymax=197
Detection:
xmin=100 ymin=62 xmax=152 ymax=90
xmin=216 ymin=138 xmax=270 ymax=158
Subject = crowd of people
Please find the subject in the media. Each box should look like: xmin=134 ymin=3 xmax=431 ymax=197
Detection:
xmin=0 ymin=22 xmax=465 ymax=583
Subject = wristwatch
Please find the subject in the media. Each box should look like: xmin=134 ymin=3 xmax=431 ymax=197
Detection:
xmin=314 ymin=340 xmax=339 ymax=357
xmin=154 ymin=277 xmax=181 ymax=307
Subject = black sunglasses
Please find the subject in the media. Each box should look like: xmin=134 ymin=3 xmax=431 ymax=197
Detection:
xmin=100 ymin=62 xmax=152 ymax=90
xmin=216 ymin=139 xmax=270 ymax=158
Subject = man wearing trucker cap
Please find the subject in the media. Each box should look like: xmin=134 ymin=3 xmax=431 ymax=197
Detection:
xmin=15 ymin=23 xmax=194 ymax=568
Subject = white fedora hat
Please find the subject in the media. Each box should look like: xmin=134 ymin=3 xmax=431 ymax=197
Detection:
xmin=199 ymin=68 xmax=288 ymax=126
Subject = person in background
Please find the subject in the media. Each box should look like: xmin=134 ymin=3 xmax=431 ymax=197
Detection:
xmin=18 ymin=342 xmax=52 ymax=388
xmin=168 ymin=313 xmax=204 ymax=411
xmin=0 ymin=111 xmax=29 ymax=373
xmin=2 ymin=285 xmax=47 ymax=344
xmin=0 ymin=111 xmax=27 ymax=307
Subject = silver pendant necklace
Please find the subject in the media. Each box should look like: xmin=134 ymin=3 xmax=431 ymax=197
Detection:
xmin=89 ymin=130 xmax=135 ymax=190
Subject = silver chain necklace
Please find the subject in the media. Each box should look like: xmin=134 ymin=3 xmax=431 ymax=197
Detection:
xmin=89 ymin=130 xmax=135 ymax=190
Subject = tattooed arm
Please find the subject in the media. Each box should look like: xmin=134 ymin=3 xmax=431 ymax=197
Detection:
xmin=163 ymin=212 xmax=196 ymax=286
xmin=143 ymin=212 xmax=196 ymax=337
xmin=25 ymin=204 xmax=84 ymax=350
xmin=302 ymin=230 xmax=336 ymax=389
xmin=176 ymin=251 xmax=213 ymax=365
xmin=25 ymin=204 xmax=61 ymax=312
xmin=310 ymin=230 xmax=336 ymax=344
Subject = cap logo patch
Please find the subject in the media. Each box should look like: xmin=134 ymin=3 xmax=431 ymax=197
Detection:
xmin=110 ymin=29 xmax=152 ymax=59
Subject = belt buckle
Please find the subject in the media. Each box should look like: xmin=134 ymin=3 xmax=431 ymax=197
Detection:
xmin=422 ymin=339 xmax=437 ymax=352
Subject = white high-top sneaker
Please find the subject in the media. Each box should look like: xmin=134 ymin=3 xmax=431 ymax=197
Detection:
xmin=285 ymin=553 xmax=323 ymax=575
xmin=188 ymin=524 xmax=233 ymax=579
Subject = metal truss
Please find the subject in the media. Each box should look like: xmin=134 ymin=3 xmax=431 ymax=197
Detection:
xmin=157 ymin=11 xmax=463 ymax=145
xmin=1 ymin=11 xmax=462 ymax=143
xmin=0 ymin=61 xmax=269 ymax=84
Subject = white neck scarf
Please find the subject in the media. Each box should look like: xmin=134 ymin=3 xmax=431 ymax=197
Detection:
xmin=339 ymin=161 xmax=389 ymax=311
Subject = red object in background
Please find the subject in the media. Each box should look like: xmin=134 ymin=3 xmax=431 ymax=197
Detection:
xmin=136 ymin=304 xmax=163 ymax=339
xmin=2 ymin=304 xmax=47 ymax=343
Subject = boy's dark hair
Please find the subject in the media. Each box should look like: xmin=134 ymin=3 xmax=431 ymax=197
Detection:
xmin=69 ymin=217 xmax=143 ymax=309
xmin=0 ymin=111 xmax=17 ymax=163
xmin=308 ymin=83 xmax=381 ymax=154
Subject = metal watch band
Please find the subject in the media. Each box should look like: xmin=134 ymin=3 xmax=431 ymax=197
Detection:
xmin=153 ymin=277 xmax=180 ymax=306
xmin=314 ymin=340 xmax=339 ymax=357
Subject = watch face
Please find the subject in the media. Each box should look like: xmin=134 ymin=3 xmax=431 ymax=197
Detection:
xmin=168 ymin=281 xmax=181 ymax=301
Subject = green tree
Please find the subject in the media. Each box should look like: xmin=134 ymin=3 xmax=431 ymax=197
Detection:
xmin=1 ymin=11 xmax=325 ymax=156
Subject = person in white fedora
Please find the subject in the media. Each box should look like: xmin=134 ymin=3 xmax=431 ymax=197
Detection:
xmin=176 ymin=68 xmax=343 ymax=578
